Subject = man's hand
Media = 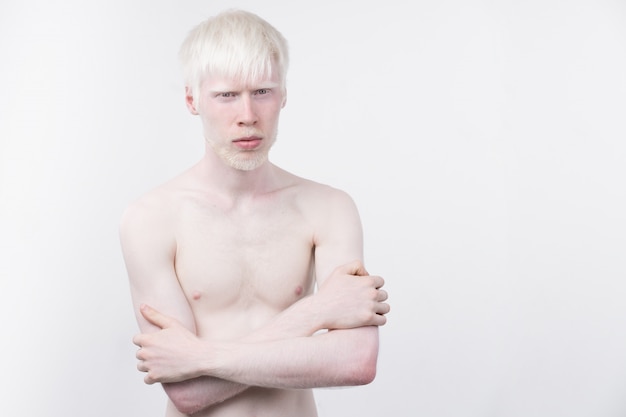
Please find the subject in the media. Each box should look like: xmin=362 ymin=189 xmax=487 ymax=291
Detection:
xmin=133 ymin=304 xmax=207 ymax=385
xmin=314 ymin=260 xmax=390 ymax=330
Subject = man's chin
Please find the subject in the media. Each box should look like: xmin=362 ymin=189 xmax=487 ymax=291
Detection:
xmin=227 ymin=155 xmax=268 ymax=171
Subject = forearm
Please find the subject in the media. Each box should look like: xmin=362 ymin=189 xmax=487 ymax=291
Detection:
xmin=156 ymin=296 xmax=325 ymax=413
xmin=162 ymin=327 xmax=377 ymax=414
xmin=204 ymin=326 xmax=380 ymax=389
xmin=242 ymin=270 xmax=386 ymax=344
xmin=243 ymin=295 xmax=324 ymax=343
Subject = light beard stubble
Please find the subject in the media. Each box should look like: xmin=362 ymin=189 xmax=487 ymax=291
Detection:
xmin=208 ymin=130 xmax=278 ymax=171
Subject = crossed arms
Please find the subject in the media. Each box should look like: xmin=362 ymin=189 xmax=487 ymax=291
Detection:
xmin=120 ymin=189 xmax=390 ymax=415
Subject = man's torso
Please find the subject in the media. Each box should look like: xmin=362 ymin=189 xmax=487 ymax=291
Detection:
xmin=165 ymin=169 xmax=322 ymax=416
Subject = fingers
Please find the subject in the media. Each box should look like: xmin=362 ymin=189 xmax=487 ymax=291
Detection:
xmin=374 ymin=289 xmax=390 ymax=326
xmin=370 ymin=303 xmax=390 ymax=326
xmin=135 ymin=347 xmax=158 ymax=385
xmin=371 ymin=275 xmax=385 ymax=289
xmin=132 ymin=333 xmax=144 ymax=348
xmin=372 ymin=313 xmax=387 ymax=327
xmin=132 ymin=305 xmax=183 ymax=385
xmin=339 ymin=260 xmax=386 ymax=290
xmin=134 ymin=347 xmax=151 ymax=382
xmin=135 ymin=345 xmax=148 ymax=371
xmin=136 ymin=354 xmax=147 ymax=371
xmin=376 ymin=301 xmax=391 ymax=316
xmin=343 ymin=263 xmax=390 ymax=326
xmin=139 ymin=304 xmax=175 ymax=329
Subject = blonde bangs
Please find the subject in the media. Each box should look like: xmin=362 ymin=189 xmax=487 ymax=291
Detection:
xmin=179 ymin=9 xmax=289 ymax=98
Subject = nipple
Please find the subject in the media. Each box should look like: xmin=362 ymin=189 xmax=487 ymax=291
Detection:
xmin=295 ymin=286 xmax=303 ymax=296
xmin=192 ymin=291 xmax=202 ymax=301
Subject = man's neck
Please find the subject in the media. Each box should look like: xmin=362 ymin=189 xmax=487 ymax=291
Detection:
xmin=193 ymin=148 xmax=281 ymax=201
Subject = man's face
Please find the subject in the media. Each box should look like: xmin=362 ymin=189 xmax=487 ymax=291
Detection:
xmin=187 ymin=71 xmax=286 ymax=171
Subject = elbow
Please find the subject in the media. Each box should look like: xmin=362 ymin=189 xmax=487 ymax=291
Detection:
xmin=168 ymin=393 xmax=203 ymax=415
xmin=349 ymin=350 xmax=378 ymax=386
xmin=342 ymin=336 xmax=379 ymax=386
xmin=163 ymin=383 xmax=208 ymax=415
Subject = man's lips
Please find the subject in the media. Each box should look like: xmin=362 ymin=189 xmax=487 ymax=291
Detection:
xmin=233 ymin=136 xmax=262 ymax=150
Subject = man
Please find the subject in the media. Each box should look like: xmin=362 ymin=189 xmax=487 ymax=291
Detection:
xmin=120 ymin=9 xmax=390 ymax=416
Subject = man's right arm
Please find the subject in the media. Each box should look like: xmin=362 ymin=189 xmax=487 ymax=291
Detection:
xmin=119 ymin=196 xmax=251 ymax=414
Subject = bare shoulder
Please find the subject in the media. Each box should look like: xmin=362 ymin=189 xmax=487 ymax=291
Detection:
xmin=119 ymin=173 xmax=191 ymax=243
xmin=279 ymin=169 xmax=360 ymax=222
xmin=289 ymin=174 xmax=358 ymax=213
xmin=121 ymin=188 xmax=170 ymax=231
xmin=276 ymin=165 xmax=348 ymax=199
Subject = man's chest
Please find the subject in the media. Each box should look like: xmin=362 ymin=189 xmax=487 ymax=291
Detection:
xmin=173 ymin=201 xmax=317 ymax=315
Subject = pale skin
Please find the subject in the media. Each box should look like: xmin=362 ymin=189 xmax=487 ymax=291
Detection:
xmin=120 ymin=69 xmax=390 ymax=416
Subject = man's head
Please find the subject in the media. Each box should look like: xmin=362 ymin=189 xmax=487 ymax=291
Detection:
xmin=179 ymin=9 xmax=289 ymax=104
xmin=179 ymin=10 xmax=289 ymax=171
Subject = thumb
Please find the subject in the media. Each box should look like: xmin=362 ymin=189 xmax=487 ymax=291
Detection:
xmin=339 ymin=259 xmax=369 ymax=277
xmin=140 ymin=304 xmax=177 ymax=329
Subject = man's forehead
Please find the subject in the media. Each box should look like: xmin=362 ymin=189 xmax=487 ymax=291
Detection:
xmin=203 ymin=73 xmax=281 ymax=91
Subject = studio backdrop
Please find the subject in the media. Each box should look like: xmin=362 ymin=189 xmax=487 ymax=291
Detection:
xmin=1 ymin=1 xmax=625 ymax=416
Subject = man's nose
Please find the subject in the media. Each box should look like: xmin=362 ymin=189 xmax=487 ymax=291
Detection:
xmin=237 ymin=95 xmax=258 ymax=126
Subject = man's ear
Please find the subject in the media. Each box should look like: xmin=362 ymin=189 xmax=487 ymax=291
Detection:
xmin=185 ymin=86 xmax=199 ymax=115
xmin=281 ymin=88 xmax=287 ymax=108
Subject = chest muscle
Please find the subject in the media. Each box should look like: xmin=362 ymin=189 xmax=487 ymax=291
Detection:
xmin=173 ymin=199 xmax=316 ymax=334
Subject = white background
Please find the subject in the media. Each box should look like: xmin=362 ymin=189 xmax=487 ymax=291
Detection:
xmin=1 ymin=1 xmax=626 ymax=416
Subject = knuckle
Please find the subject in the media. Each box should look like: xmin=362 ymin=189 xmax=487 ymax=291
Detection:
xmin=368 ymin=288 xmax=378 ymax=299
xmin=361 ymin=310 xmax=375 ymax=323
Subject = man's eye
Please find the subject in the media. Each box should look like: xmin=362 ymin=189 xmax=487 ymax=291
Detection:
xmin=256 ymin=89 xmax=269 ymax=95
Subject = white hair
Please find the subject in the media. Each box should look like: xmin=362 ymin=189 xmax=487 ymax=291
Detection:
xmin=179 ymin=9 xmax=289 ymax=101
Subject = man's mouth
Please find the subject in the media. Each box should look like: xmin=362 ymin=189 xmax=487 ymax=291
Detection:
xmin=233 ymin=136 xmax=262 ymax=150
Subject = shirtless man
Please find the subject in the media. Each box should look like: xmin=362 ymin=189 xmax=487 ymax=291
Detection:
xmin=119 ymin=9 xmax=390 ymax=416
